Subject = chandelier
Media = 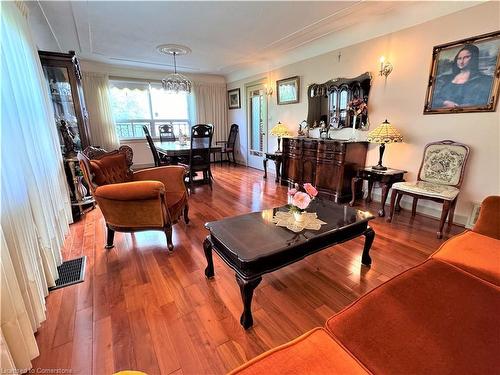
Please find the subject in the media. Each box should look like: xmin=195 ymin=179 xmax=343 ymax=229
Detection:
xmin=157 ymin=44 xmax=192 ymax=94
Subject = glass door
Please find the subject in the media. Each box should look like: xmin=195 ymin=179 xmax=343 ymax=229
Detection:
xmin=247 ymin=84 xmax=267 ymax=169
xmin=43 ymin=65 xmax=81 ymax=152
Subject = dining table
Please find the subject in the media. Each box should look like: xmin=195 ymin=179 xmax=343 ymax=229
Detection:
xmin=154 ymin=141 xmax=223 ymax=164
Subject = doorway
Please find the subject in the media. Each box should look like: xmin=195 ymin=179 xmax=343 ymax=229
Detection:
xmin=246 ymin=83 xmax=267 ymax=170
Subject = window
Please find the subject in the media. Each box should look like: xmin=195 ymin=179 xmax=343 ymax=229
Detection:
xmin=109 ymin=79 xmax=190 ymax=140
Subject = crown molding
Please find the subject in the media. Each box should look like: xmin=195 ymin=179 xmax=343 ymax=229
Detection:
xmin=225 ymin=1 xmax=484 ymax=83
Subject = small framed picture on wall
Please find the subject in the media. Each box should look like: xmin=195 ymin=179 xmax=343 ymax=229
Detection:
xmin=276 ymin=76 xmax=300 ymax=105
xmin=228 ymin=88 xmax=241 ymax=109
xmin=423 ymin=30 xmax=500 ymax=114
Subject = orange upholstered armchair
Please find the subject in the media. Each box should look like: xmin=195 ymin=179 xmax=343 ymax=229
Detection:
xmin=473 ymin=196 xmax=500 ymax=239
xmin=78 ymin=146 xmax=189 ymax=251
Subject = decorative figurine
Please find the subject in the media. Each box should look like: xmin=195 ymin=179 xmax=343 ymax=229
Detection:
xmin=319 ymin=120 xmax=329 ymax=139
xmin=58 ymin=119 xmax=77 ymax=157
xmin=298 ymin=120 xmax=308 ymax=137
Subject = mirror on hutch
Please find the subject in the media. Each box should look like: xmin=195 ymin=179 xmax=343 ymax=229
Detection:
xmin=307 ymin=72 xmax=372 ymax=135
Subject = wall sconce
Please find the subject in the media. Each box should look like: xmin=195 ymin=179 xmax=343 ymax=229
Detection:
xmin=264 ymin=84 xmax=273 ymax=96
xmin=379 ymin=56 xmax=393 ymax=78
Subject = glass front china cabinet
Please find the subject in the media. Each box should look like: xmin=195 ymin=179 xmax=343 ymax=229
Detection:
xmin=39 ymin=50 xmax=94 ymax=220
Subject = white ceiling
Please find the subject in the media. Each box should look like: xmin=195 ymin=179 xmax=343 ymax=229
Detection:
xmin=27 ymin=1 xmax=482 ymax=80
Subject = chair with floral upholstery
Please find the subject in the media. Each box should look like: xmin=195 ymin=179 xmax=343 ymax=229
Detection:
xmin=78 ymin=145 xmax=189 ymax=251
xmin=387 ymin=140 xmax=470 ymax=238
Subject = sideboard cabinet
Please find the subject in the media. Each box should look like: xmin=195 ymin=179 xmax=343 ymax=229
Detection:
xmin=282 ymin=138 xmax=368 ymax=203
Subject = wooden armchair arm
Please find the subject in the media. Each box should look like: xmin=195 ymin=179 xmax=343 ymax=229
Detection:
xmin=473 ymin=196 xmax=500 ymax=239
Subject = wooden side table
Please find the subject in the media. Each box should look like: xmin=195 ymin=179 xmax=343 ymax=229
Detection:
xmin=263 ymin=152 xmax=283 ymax=183
xmin=350 ymin=167 xmax=407 ymax=217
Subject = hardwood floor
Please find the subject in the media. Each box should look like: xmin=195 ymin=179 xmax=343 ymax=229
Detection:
xmin=32 ymin=164 xmax=462 ymax=374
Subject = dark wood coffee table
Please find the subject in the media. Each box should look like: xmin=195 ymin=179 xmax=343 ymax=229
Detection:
xmin=203 ymin=200 xmax=375 ymax=329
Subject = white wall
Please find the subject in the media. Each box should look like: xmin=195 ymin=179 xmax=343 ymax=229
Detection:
xmin=228 ymin=1 xmax=500 ymax=225
xmin=80 ymin=60 xmax=226 ymax=166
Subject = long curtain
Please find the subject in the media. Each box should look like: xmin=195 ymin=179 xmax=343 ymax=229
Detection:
xmin=81 ymin=72 xmax=120 ymax=150
xmin=1 ymin=1 xmax=71 ymax=371
xmin=192 ymin=81 xmax=229 ymax=144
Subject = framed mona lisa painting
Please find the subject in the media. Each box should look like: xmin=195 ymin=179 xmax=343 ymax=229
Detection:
xmin=424 ymin=30 xmax=500 ymax=114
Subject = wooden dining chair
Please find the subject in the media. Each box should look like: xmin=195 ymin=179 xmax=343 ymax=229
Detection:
xmin=188 ymin=124 xmax=214 ymax=189
xmin=142 ymin=124 xmax=170 ymax=166
xmin=159 ymin=124 xmax=176 ymax=142
xmin=216 ymin=124 xmax=239 ymax=165
xmin=387 ymin=140 xmax=470 ymax=238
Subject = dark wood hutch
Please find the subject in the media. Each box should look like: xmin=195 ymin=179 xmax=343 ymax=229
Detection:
xmin=281 ymin=137 xmax=368 ymax=203
xmin=39 ymin=50 xmax=93 ymax=220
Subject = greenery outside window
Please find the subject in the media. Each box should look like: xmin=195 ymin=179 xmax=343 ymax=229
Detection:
xmin=109 ymin=79 xmax=190 ymax=140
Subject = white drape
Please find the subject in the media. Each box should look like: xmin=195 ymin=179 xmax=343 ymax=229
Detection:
xmin=1 ymin=1 xmax=71 ymax=371
xmin=81 ymin=72 xmax=120 ymax=150
xmin=192 ymin=81 xmax=229 ymax=144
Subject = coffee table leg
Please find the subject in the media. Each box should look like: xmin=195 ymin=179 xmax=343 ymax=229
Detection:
xmin=236 ymin=274 xmax=262 ymax=329
xmin=203 ymin=237 xmax=215 ymax=278
xmin=362 ymin=226 xmax=375 ymax=266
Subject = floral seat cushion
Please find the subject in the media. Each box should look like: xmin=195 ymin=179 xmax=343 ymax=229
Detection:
xmin=392 ymin=181 xmax=459 ymax=201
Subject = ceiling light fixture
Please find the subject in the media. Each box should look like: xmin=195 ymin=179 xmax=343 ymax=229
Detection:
xmin=157 ymin=44 xmax=192 ymax=93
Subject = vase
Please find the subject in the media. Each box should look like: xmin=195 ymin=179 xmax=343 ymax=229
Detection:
xmin=293 ymin=211 xmax=305 ymax=223
xmin=76 ymin=176 xmax=87 ymax=201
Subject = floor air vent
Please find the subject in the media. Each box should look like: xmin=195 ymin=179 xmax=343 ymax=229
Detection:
xmin=49 ymin=256 xmax=86 ymax=291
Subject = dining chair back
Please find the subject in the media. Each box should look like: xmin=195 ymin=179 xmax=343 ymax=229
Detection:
xmin=159 ymin=124 xmax=176 ymax=142
xmin=189 ymin=124 xmax=214 ymax=189
xmin=142 ymin=124 xmax=163 ymax=167
xmin=216 ymin=123 xmax=239 ymax=164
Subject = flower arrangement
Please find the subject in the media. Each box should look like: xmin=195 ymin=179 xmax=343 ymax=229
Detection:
xmin=287 ymin=183 xmax=318 ymax=214
xmin=347 ymin=97 xmax=368 ymax=117
xmin=347 ymin=96 xmax=368 ymax=131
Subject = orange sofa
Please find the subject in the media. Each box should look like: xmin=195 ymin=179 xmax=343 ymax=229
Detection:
xmin=230 ymin=196 xmax=500 ymax=375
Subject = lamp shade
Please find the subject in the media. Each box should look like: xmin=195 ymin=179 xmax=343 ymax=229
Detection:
xmin=270 ymin=122 xmax=291 ymax=137
xmin=366 ymin=119 xmax=403 ymax=144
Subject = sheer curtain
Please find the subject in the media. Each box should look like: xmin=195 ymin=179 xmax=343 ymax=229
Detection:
xmin=81 ymin=72 xmax=120 ymax=150
xmin=192 ymin=81 xmax=229 ymax=143
xmin=1 ymin=1 xmax=71 ymax=371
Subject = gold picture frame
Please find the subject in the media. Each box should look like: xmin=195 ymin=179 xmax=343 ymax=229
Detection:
xmin=423 ymin=30 xmax=500 ymax=114
xmin=276 ymin=76 xmax=300 ymax=105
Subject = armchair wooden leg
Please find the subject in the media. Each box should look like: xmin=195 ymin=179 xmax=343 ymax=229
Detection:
xmin=165 ymin=226 xmax=174 ymax=251
xmin=105 ymin=227 xmax=115 ymax=249
xmin=387 ymin=190 xmax=398 ymax=222
xmin=184 ymin=204 xmax=190 ymax=224
xmin=411 ymin=197 xmax=418 ymax=217
xmin=437 ymin=200 xmax=451 ymax=239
